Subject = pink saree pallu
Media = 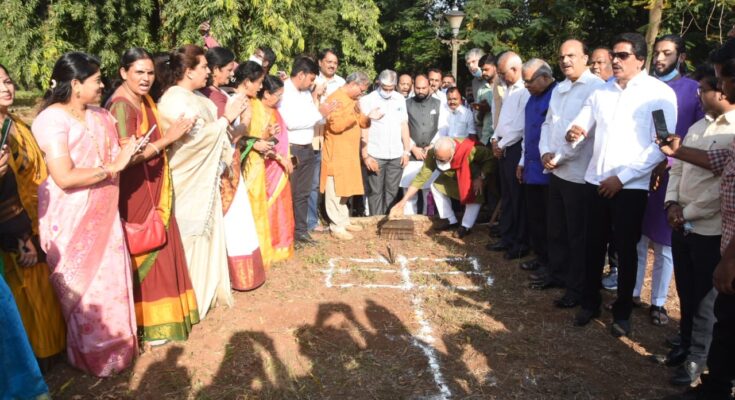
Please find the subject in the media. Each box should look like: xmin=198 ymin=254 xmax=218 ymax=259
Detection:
xmin=33 ymin=107 xmax=137 ymax=377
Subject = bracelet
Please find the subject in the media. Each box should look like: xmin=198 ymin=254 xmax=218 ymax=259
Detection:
xmin=149 ymin=142 xmax=161 ymax=155
xmin=99 ymin=165 xmax=112 ymax=180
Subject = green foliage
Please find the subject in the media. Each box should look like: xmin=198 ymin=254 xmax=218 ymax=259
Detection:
xmin=0 ymin=0 xmax=382 ymax=88
xmin=301 ymin=0 xmax=385 ymax=76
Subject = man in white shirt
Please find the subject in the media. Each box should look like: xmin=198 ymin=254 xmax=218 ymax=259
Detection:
xmin=428 ymin=68 xmax=447 ymax=106
xmin=360 ymin=70 xmax=412 ymax=215
xmin=438 ymin=87 xmax=476 ymax=139
xmin=537 ymin=39 xmax=605 ymax=307
xmin=487 ymin=51 xmax=530 ymax=259
xmin=567 ymin=33 xmax=677 ymax=337
xmin=279 ymin=56 xmax=336 ymax=248
xmin=309 ymin=49 xmax=347 ymax=233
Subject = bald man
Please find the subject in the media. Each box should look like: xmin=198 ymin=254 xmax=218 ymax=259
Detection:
xmin=590 ymin=47 xmax=614 ymax=82
xmin=488 ymin=51 xmax=531 ymax=259
xmin=400 ymin=74 xmax=444 ymax=215
xmin=390 ymin=137 xmax=494 ymax=239
xmin=398 ymin=74 xmax=414 ymax=98
xmin=538 ymin=39 xmax=605 ymax=307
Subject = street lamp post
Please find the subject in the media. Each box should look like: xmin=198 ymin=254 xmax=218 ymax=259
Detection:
xmin=441 ymin=7 xmax=468 ymax=83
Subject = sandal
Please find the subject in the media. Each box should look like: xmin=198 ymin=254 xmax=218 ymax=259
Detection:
xmin=650 ymin=305 xmax=669 ymax=326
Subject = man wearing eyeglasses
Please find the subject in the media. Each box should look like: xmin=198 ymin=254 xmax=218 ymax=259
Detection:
xmin=658 ymin=44 xmax=735 ymax=399
xmin=566 ymin=33 xmax=677 ymax=338
xmin=487 ymin=51 xmax=531 ymax=259
xmin=320 ymin=72 xmax=382 ymax=240
xmin=630 ymin=34 xmax=705 ymax=331
xmin=515 ymin=59 xmax=556 ymax=290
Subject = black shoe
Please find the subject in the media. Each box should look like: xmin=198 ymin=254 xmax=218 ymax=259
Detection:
xmin=453 ymin=226 xmax=471 ymax=239
xmin=611 ymin=319 xmax=631 ymax=338
xmin=529 ymin=279 xmax=563 ymax=290
xmin=670 ymin=360 xmax=705 ymax=386
xmin=520 ymin=259 xmax=541 ymax=271
xmin=554 ymin=296 xmax=579 ymax=308
xmin=295 ymin=235 xmax=317 ymax=249
xmin=486 ymin=241 xmax=510 ymax=252
xmin=573 ymin=308 xmax=601 ymax=326
xmin=437 ymin=222 xmax=459 ymax=231
xmin=504 ymin=246 xmax=529 ymax=259
xmin=666 ymin=333 xmax=683 ymax=348
xmin=665 ymin=346 xmax=690 ymax=367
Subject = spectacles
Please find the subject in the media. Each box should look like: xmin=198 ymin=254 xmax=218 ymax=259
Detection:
xmin=612 ymin=52 xmax=634 ymax=61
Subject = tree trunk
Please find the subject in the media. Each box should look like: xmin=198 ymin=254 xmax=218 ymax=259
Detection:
xmin=645 ymin=0 xmax=664 ymax=71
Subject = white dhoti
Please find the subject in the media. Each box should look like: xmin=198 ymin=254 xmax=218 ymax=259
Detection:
xmin=430 ymin=183 xmax=481 ymax=229
xmin=400 ymin=161 xmax=439 ymax=215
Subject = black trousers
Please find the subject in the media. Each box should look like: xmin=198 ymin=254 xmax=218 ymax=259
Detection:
xmin=525 ymin=184 xmax=548 ymax=263
xmin=498 ymin=142 xmax=527 ymax=248
xmin=703 ymin=293 xmax=735 ymax=397
xmin=289 ymin=144 xmax=318 ymax=238
xmin=671 ymin=230 xmax=720 ymax=361
xmin=547 ymin=175 xmax=587 ymax=298
xmin=581 ymin=185 xmax=647 ymax=321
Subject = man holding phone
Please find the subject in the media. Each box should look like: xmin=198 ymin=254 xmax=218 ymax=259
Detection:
xmin=566 ymin=33 xmax=677 ymax=337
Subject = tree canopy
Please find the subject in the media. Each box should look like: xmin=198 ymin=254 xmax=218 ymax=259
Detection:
xmin=0 ymin=0 xmax=732 ymax=90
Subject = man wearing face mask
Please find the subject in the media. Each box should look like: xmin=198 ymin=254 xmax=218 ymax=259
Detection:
xmin=390 ymin=137 xmax=493 ymax=238
xmin=466 ymin=48 xmax=486 ymax=105
xmin=629 ymin=34 xmax=705 ymax=328
xmin=400 ymin=75 xmax=443 ymax=215
xmin=360 ymin=70 xmax=412 ymax=216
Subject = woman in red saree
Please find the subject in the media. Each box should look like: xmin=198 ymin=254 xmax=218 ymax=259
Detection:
xmin=106 ymin=48 xmax=199 ymax=346
xmin=31 ymin=52 xmax=143 ymax=376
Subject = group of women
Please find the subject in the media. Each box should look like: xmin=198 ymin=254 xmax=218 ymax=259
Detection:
xmin=1 ymin=44 xmax=295 ymax=396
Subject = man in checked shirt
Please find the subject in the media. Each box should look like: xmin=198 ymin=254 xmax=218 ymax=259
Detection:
xmin=659 ymin=52 xmax=735 ymax=400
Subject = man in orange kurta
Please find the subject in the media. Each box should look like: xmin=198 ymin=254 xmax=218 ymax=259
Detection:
xmin=320 ymin=72 xmax=382 ymax=240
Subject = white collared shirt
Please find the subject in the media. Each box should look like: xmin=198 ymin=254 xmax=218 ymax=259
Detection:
xmin=315 ymin=73 xmax=346 ymax=102
xmin=570 ymin=70 xmax=677 ymax=189
xmin=438 ymin=104 xmax=476 ymax=139
xmin=432 ymin=90 xmax=447 ymax=107
xmin=538 ymin=69 xmax=605 ymax=183
xmin=360 ymin=90 xmax=408 ymax=159
xmin=493 ymin=79 xmax=530 ymax=149
xmin=279 ymin=79 xmax=323 ymax=145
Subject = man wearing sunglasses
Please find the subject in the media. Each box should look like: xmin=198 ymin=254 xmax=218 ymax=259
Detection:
xmin=566 ymin=33 xmax=677 ymax=338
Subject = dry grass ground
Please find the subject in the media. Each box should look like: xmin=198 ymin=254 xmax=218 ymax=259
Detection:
xmin=44 ymin=216 xmax=685 ymax=400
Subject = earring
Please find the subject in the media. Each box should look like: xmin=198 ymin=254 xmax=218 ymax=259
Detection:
xmin=76 ymin=90 xmax=81 ymax=99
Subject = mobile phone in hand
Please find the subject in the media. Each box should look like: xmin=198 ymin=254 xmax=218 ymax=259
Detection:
xmin=135 ymin=124 xmax=157 ymax=152
xmin=652 ymin=109 xmax=670 ymax=140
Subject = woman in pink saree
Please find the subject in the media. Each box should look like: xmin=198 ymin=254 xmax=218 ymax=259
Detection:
xmin=31 ymin=53 xmax=143 ymax=376
xmin=257 ymin=76 xmax=294 ymax=261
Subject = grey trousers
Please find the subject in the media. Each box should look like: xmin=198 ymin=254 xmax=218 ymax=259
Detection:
xmin=366 ymin=157 xmax=403 ymax=216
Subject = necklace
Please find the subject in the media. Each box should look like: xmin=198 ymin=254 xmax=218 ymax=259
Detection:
xmin=67 ymin=106 xmax=110 ymax=164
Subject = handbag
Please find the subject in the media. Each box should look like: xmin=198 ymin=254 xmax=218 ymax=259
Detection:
xmin=123 ymin=161 xmax=167 ymax=255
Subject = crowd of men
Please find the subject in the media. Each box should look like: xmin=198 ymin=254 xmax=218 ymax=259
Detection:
xmin=288 ymin=31 xmax=735 ymax=399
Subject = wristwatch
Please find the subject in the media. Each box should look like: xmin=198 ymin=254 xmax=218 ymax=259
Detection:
xmin=663 ymin=200 xmax=679 ymax=210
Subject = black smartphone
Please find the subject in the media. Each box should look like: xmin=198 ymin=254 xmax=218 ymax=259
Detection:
xmin=0 ymin=118 xmax=11 ymax=150
xmin=652 ymin=109 xmax=670 ymax=140
xmin=290 ymin=155 xmax=299 ymax=168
